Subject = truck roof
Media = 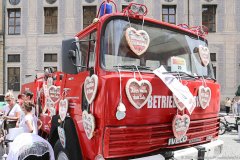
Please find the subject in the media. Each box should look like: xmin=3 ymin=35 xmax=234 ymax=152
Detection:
xmin=75 ymin=12 xmax=207 ymax=41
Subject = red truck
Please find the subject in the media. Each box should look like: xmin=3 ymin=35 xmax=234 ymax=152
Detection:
xmin=22 ymin=1 xmax=223 ymax=160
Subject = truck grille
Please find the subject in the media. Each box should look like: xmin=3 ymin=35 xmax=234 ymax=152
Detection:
xmin=103 ymin=117 xmax=219 ymax=158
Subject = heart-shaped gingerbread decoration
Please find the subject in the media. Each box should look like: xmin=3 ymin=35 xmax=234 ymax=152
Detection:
xmin=48 ymin=85 xmax=61 ymax=103
xmin=82 ymin=110 xmax=95 ymax=140
xmin=49 ymin=107 xmax=56 ymax=116
xmin=172 ymin=114 xmax=190 ymax=139
xmin=198 ymin=85 xmax=211 ymax=109
xmin=58 ymin=127 xmax=66 ymax=148
xmin=84 ymin=74 xmax=98 ymax=104
xmin=198 ymin=45 xmax=210 ymax=66
xmin=125 ymin=27 xmax=150 ymax=56
xmin=125 ymin=78 xmax=152 ymax=109
xmin=59 ymin=99 xmax=68 ymax=121
xmin=47 ymin=77 xmax=53 ymax=88
xmin=43 ymin=83 xmax=49 ymax=96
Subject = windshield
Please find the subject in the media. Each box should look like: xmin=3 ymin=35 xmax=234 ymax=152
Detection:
xmin=101 ymin=18 xmax=214 ymax=78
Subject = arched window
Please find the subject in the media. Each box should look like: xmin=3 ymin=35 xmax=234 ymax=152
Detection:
xmin=9 ymin=0 xmax=20 ymax=5
xmin=85 ymin=0 xmax=95 ymax=3
xmin=46 ymin=0 xmax=57 ymax=4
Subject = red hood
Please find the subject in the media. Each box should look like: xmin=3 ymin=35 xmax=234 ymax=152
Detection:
xmin=99 ymin=72 xmax=220 ymax=126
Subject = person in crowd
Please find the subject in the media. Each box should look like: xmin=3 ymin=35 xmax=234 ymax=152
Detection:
xmin=18 ymin=100 xmax=38 ymax=134
xmin=22 ymin=91 xmax=34 ymax=102
xmin=232 ymin=97 xmax=238 ymax=116
xmin=16 ymin=94 xmax=26 ymax=128
xmin=2 ymin=90 xmax=21 ymax=131
xmin=17 ymin=94 xmax=24 ymax=106
xmin=224 ymin=97 xmax=232 ymax=115
xmin=22 ymin=90 xmax=36 ymax=115
xmin=237 ymin=99 xmax=240 ymax=116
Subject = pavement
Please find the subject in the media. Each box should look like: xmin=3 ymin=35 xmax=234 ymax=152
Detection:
xmin=219 ymin=131 xmax=240 ymax=160
xmin=218 ymin=112 xmax=240 ymax=160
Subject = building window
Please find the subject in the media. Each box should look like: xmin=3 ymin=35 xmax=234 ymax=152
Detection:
xmin=44 ymin=53 xmax=57 ymax=62
xmin=8 ymin=54 xmax=20 ymax=62
xmin=202 ymin=5 xmax=216 ymax=32
xmin=85 ymin=0 xmax=95 ymax=3
xmin=44 ymin=67 xmax=57 ymax=72
xmin=83 ymin=6 xmax=96 ymax=29
xmin=8 ymin=67 xmax=20 ymax=91
xmin=8 ymin=9 xmax=21 ymax=35
xmin=44 ymin=7 xmax=58 ymax=34
xmin=46 ymin=0 xmax=57 ymax=4
xmin=162 ymin=5 xmax=176 ymax=24
xmin=210 ymin=53 xmax=216 ymax=62
xmin=9 ymin=0 xmax=20 ymax=5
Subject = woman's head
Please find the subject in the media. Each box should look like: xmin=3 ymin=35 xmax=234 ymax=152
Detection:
xmin=5 ymin=90 xmax=15 ymax=106
xmin=23 ymin=91 xmax=33 ymax=100
xmin=23 ymin=101 xmax=35 ymax=113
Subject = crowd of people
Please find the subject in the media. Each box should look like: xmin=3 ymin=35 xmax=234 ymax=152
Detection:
xmin=224 ymin=96 xmax=240 ymax=116
xmin=0 ymin=90 xmax=38 ymax=136
xmin=0 ymin=90 xmax=54 ymax=160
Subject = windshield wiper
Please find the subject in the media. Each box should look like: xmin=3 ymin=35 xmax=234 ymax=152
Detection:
xmin=194 ymin=75 xmax=216 ymax=82
xmin=113 ymin=65 xmax=152 ymax=71
xmin=162 ymin=71 xmax=196 ymax=79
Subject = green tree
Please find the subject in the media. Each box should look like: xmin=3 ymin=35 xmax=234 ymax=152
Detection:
xmin=235 ymin=85 xmax=240 ymax=96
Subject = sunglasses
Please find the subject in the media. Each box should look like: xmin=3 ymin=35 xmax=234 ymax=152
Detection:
xmin=5 ymin=99 xmax=11 ymax=102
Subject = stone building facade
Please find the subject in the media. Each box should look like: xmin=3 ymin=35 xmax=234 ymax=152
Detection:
xmin=2 ymin=0 xmax=240 ymax=99
xmin=0 ymin=0 xmax=3 ymax=95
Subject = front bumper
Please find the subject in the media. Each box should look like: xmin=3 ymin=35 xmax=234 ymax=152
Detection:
xmin=131 ymin=139 xmax=224 ymax=160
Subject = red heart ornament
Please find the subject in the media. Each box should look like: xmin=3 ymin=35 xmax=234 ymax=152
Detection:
xmin=59 ymin=99 xmax=68 ymax=121
xmin=82 ymin=110 xmax=95 ymax=140
xmin=125 ymin=27 xmax=150 ymax=56
xmin=48 ymin=85 xmax=61 ymax=103
xmin=125 ymin=78 xmax=152 ymax=109
xmin=198 ymin=45 xmax=210 ymax=66
xmin=172 ymin=114 xmax=190 ymax=139
xmin=84 ymin=75 xmax=98 ymax=104
xmin=198 ymin=86 xmax=211 ymax=109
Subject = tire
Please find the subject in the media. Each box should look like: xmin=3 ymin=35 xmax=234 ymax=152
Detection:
xmin=54 ymin=140 xmax=70 ymax=160
xmin=50 ymin=117 xmax=83 ymax=160
xmin=219 ymin=121 xmax=226 ymax=135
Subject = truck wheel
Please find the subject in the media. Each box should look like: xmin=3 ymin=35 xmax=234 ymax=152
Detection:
xmin=54 ymin=140 xmax=70 ymax=160
xmin=219 ymin=121 xmax=226 ymax=135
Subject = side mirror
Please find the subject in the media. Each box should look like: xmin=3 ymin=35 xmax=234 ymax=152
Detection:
xmin=62 ymin=38 xmax=78 ymax=74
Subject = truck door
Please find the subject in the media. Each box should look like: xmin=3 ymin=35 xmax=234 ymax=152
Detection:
xmin=77 ymin=30 xmax=97 ymax=112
